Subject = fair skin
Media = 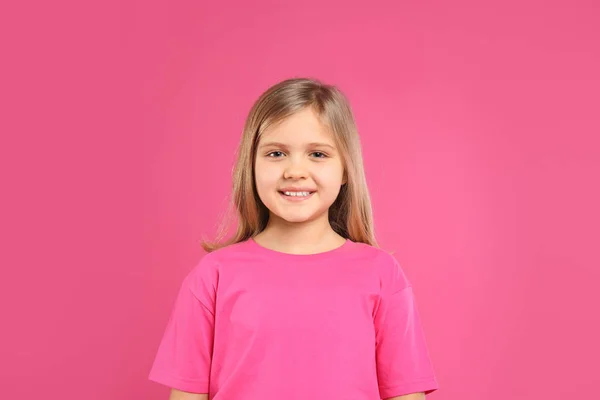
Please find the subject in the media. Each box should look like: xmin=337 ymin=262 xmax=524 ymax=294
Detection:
xmin=253 ymin=107 xmax=347 ymax=252
xmin=168 ymin=390 xmax=207 ymax=400
xmin=167 ymin=108 xmax=425 ymax=400
xmin=389 ymin=394 xmax=426 ymax=400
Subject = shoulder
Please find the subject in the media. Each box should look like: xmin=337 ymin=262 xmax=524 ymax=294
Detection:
xmin=350 ymin=241 xmax=401 ymax=271
xmin=351 ymin=241 xmax=411 ymax=293
xmin=180 ymin=240 xmax=252 ymax=297
xmin=185 ymin=239 xmax=252 ymax=280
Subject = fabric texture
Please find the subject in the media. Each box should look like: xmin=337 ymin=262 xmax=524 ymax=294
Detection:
xmin=149 ymin=238 xmax=439 ymax=399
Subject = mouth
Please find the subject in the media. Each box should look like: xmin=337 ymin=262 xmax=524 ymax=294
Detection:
xmin=278 ymin=190 xmax=315 ymax=202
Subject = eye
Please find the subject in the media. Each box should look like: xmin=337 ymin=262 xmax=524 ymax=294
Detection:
xmin=266 ymin=151 xmax=284 ymax=158
xmin=311 ymin=152 xmax=328 ymax=158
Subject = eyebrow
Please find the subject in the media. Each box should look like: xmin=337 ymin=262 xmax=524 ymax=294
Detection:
xmin=258 ymin=141 xmax=336 ymax=150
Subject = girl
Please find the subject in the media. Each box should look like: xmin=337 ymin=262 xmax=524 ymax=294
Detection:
xmin=148 ymin=78 xmax=439 ymax=399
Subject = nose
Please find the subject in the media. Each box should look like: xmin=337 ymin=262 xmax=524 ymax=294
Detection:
xmin=283 ymin=156 xmax=309 ymax=180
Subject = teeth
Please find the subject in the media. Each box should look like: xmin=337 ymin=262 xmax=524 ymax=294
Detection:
xmin=283 ymin=191 xmax=311 ymax=197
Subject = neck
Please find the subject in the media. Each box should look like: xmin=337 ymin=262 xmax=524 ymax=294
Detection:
xmin=256 ymin=212 xmax=343 ymax=253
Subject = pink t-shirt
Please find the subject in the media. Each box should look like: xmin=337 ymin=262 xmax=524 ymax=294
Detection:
xmin=148 ymin=238 xmax=439 ymax=399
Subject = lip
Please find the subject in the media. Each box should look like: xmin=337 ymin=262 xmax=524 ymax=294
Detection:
xmin=279 ymin=190 xmax=315 ymax=202
xmin=279 ymin=187 xmax=316 ymax=192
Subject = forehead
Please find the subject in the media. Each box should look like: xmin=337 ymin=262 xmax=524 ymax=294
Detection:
xmin=259 ymin=108 xmax=333 ymax=146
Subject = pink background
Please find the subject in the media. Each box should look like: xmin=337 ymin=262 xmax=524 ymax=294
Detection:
xmin=1 ymin=1 xmax=599 ymax=399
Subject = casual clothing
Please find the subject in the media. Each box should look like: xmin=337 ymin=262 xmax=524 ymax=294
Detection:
xmin=149 ymin=238 xmax=439 ymax=399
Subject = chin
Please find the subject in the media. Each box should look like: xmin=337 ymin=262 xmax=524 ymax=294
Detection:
xmin=266 ymin=208 xmax=312 ymax=223
xmin=278 ymin=213 xmax=314 ymax=224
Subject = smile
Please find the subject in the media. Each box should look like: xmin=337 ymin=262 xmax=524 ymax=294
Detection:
xmin=278 ymin=191 xmax=315 ymax=202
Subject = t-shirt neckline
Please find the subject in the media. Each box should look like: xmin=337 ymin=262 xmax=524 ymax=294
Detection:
xmin=247 ymin=237 xmax=352 ymax=261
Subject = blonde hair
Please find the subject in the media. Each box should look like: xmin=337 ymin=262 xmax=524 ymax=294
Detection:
xmin=200 ymin=77 xmax=379 ymax=252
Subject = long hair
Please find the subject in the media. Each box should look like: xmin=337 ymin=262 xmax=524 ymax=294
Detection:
xmin=200 ymin=77 xmax=378 ymax=252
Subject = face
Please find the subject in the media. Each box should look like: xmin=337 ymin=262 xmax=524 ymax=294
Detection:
xmin=254 ymin=107 xmax=346 ymax=225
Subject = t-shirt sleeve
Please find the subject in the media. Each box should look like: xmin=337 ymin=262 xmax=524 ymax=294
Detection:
xmin=148 ymin=255 xmax=217 ymax=393
xmin=374 ymin=255 xmax=439 ymax=399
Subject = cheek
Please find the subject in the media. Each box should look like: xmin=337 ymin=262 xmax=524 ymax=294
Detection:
xmin=254 ymin=162 xmax=279 ymax=190
xmin=317 ymin=164 xmax=345 ymax=184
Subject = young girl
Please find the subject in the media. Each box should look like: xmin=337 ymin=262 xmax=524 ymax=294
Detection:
xmin=148 ymin=78 xmax=439 ymax=399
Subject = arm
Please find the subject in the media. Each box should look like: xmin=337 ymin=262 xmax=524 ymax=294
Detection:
xmin=149 ymin=261 xmax=217 ymax=398
xmin=374 ymin=258 xmax=439 ymax=399
xmin=385 ymin=392 xmax=425 ymax=400
xmin=169 ymin=389 xmax=208 ymax=400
